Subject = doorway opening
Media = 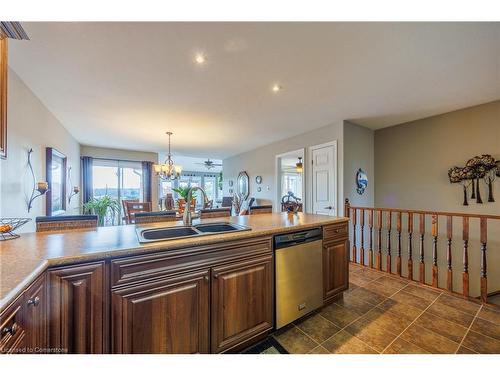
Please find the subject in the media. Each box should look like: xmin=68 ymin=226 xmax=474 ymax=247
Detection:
xmin=275 ymin=149 xmax=305 ymax=213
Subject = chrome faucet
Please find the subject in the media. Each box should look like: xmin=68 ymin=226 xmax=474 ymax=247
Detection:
xmin=183 ymin=186 xmax=209 ymax=226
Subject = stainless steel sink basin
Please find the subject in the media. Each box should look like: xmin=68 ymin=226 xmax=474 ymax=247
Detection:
xmin=136 ymin=222 xmax=250 ymax=243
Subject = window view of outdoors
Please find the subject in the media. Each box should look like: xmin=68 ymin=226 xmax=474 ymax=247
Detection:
xmin=159 ymin=172 xmax=221 ymax=208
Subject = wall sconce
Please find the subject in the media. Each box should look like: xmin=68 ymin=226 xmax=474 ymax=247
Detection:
xmin=296 ymin=157 xmax=303 ymax=173
xmin=27 ymin=148 xmax=49 ymax=212
xmin=67 ymin=166 xmax=80 ymax=204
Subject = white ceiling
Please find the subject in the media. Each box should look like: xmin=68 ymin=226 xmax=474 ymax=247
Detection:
xmin=8 ymin=22 xmax=500 ymax=159
xmin=159 ymin=154 xmax=222 ymax=173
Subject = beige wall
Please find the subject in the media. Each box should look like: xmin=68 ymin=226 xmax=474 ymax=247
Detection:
xmin=0 ymin=69 xmax=81 ymax=232
xmin=374 ymin=100 xmax=500 ymax=297
xmin=223 ymin=121 xmax=344 ymax=214
xmin=80 ymin=145 xmax=159 ymax=209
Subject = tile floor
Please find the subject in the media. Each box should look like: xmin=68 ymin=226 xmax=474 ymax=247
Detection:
xmin=273 ymin=263 xmax=500 ymax=354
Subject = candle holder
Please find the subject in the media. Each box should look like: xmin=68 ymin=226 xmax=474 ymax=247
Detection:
xmin=27 ymin=148 xmax=49 ymax=212
xmin=67 ymin=166 xmax=80 ymax=204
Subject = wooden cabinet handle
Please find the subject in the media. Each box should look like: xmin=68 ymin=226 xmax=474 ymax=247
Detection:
xmin=204 ymin=275 xmax=209 ymax=281
xmin=27 ymin=296 xmax=40 ymax=307
xmin=213 ymin=273 xmax=219 ymax=279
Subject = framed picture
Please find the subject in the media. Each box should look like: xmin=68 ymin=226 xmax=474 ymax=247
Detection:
xmin=46 ymin=147 xmax=67 ymax=216
xmin=0 ymin=38 xmax=7 ymax=159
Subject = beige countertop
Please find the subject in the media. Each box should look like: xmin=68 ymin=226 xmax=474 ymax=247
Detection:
xmin=0 ymin=213 xmax=348 ymax=312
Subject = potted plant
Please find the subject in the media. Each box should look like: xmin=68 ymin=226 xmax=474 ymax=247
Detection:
xmin=83 ymin=195 xmax=121 ymax=226
xmin=173 ymin=187 xmax=196 ymax=214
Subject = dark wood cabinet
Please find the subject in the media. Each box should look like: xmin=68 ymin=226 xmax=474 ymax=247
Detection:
xmin=24 ymin=274 xmax=47 ymax=352
xmin=323 ymin=238 xmax=349 ymax=302
xmin=211 ymin=255 xmax=274 ymax=353
xmin=0 ymin=294 xmax=25 ymax=354
xmin=112 ymin=269 xmax=210 ymax=354
xmin=48 ymin=261 xmax=106 ymax=353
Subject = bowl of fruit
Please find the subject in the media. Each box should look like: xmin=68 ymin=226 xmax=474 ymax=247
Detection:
xmin=0 ymin=218 xmax=31 ymax=241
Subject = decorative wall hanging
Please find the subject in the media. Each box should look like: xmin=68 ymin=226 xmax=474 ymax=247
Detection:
xmin=448 ymin=154 xmax=498 ymax=205
xmin=237 ymin=171 xmax=250 ymax=201
xmin=255 ymin=176 xmax=262 ymax=184
xmin=27 ymin=148 xmax=49 ymax=212
xmin=67 ymin=166 xmax=80 ymax=204
xmin=355 ymin=168 xmax=368 ymax=195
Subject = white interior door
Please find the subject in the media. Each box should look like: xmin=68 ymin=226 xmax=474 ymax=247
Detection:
xmin=311 ymin=142 xmax=337 ymax=216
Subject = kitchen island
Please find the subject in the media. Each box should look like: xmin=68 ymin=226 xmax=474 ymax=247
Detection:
xmin=0 ymin=213 xmax=349 ymax=354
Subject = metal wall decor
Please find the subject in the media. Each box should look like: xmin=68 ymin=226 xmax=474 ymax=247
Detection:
xmin=255 ymin=176 xmax=262 ymax=184
xmin=448 ymin=154 xmax=498 ymax=205
xmin=27 ymin=148 xmax=49 ymax=212
xmin=356 ymin=168 xmax=368 ymax=195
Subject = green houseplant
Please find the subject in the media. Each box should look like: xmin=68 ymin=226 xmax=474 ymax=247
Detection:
xmin=83 ymin=195 xmax=121 ymax=226
xmin=172 ymin=186 xmax=196 ymax=214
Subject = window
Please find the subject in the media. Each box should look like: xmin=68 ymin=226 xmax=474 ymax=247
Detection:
xmin=159 ymin=172 xmax=222 ymax=208
xmin=92 ymin=159 xmax=143 ymax=224
xmin=281 ymin=172 xmax=302 ymax=200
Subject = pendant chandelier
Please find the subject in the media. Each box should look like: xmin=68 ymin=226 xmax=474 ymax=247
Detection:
xmin=153 ymin=132 xmax=183 ymax=180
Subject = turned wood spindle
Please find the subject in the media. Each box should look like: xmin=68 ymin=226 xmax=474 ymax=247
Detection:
xmin=352 ymin=208 xmax=357 ymax=263
xmin=419 ymin=213 xmax=425 ymax=284
xmin=386 ymin=211 xmax=392 ymax=274
xmin=480 ymin=218 xmax=488 ymax=303
xmin=368 ymin=210 xmax=374 ymax=268
xmin=432 ymin=214 xmax=439 ymax=288
xmin=360 ymin=209 xmax=365 ymax=266
xmin=396 ymin=211 xmax=402 ymax=276
xmin=377 ymin=210 xmax=382 ymax=270
xmin=446 ymin=216 xmax=453 ymax=292
xmin=407 ymin=212 xmax=413 ymax=281
xmin=462 ymin=217 xmax=469 ymax=298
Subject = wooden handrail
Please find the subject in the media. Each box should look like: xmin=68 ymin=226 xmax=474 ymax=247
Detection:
xmin=344 ymin=199 xmax=499 ymax=304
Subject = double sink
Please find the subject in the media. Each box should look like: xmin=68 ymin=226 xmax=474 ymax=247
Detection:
xmin=136 ymin=222 xmax=251 ymax=243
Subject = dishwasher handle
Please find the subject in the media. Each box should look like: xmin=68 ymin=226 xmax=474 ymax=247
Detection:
xmin=274 ymin=228 xmax=322 ymax=249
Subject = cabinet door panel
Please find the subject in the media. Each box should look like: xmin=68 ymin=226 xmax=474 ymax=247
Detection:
xmin=112 ymin=270 xmax=210 ymax=354
xmin=211 ymin=256 xmax=273 ymax=353
xmin=48 ymin=262 xmax=106 ymax=353
xmin=323 ymin=239 xmax=349 ymax=302
xmin=24 ymin=274 xmax=47 ymax=352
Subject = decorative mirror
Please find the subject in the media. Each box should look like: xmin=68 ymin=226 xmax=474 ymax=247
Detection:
xmin=356 ymin=168 xmax=368 ymax=195
xmin=237 ymin=171 xmax=250 ymax=201
xmin=46 ymin=147 xmax=67 ymax=216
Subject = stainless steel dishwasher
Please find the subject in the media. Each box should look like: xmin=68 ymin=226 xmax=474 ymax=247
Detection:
xmin=275 ymin=228 xmax=323 ymax=329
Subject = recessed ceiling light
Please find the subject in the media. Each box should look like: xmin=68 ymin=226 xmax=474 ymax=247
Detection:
xmin=195 ymin=53 xmax=206 ymax=64
xmin=272 ymin=84 xmax=282 ymax=93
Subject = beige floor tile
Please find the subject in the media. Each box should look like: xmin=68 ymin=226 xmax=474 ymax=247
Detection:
xmin=427 ymin=301 xmax=475 ymax=328
xmin=295 ymin=313 xmax=340 ymax=343
xmin=402 ymin=284 xmax=441 ymax=301
xmin=470 ymin=317 xmax=500 ymax=341
xmin=375 ymin=275 xmax=409 ymax=290
xmin=456 ymin=346 xmax=477 ymax=354
xmin=322 ymin=331 xmax=377 ymax=354
xmin=347 ymin=287 xmax=387 ymax=306
xmin=401 ymin=324 xmax=459 ymax=353
xmin=273 ymin=326 xmax=318 ymax=354
xmin=436 ymin=294 xmax=481 ymax=316
xmin=308 ymin=345 xmax=330 ymax=354
xmin=414 ymin=311 xmax=468 ymax=343
xmin=357 ymin=307 xmax=411 ymax=334
xmin=461 ymin=330 xmax=500 ymax=354
xmin=384 ymin=337 xmax=429 ymax=354
xmin=336 ymin=292 xmax=376 ymax=315
xmin=478 ymin=306 xmax=500 ymax=325
xmin=349 ymin=272 xmax=373 ymax=287
xmin=345 ymin=317 xmax=398 ymax=352
xmin=390 ymin=290 xmax=431 ymax=310
xmin=319 ymin=303 xmax=362 ymax=328
xmin=364 ymin=280 xmax=401 ymax=297
xmin=377 ymin=298 xmax=423 ymax=321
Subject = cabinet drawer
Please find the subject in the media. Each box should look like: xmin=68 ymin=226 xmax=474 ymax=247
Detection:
xmin=323 ymin=222 xmax=348 ymax=242
xmin=0 ymin=294 xmax=25 ymax=354
xmin=111 ymin=237 xmax=273 ymax=288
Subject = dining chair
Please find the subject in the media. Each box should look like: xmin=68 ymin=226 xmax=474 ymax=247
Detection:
xmin=221 ymin=196 xmax=233 ymax=208
xmin=199 ymin=207 xmax=231 ymax=219
xmin=36 ymin=215 xmax=98 ymax=232
xmin=164 ymin=193 xmax=175 ymax=211
xmin=122 ymin=199 xmax=139 ymax=224
xmin=125 ymin=201 xmax=152 ymax=224
xmin=134 ymin=211 xmax=178 ymax=224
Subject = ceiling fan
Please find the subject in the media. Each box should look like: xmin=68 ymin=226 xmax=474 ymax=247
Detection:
xmin=196 ymin=159 xmax=223 ymax=170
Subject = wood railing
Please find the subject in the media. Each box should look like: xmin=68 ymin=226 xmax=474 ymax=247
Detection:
xmin=344 ymin=199 xmax=500 ymax=303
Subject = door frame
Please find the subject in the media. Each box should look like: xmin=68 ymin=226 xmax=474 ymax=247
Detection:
xmin=274 ymin=148 xmax=306 ymax=213
xmin=307 ymin=140 xmax=338 ymax=216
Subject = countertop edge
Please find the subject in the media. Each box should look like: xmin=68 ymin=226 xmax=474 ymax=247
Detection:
xmin=0 ymin=216 xmax=348 ymax=312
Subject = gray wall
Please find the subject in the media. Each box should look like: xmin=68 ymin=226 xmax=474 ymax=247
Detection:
xmin=374 ymin=100 xmax=500 ymax=296
xmin=223 ymin=121 xmax=344 ymax=214
xmin=0 ymin=69 xmax=81 ymax=232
